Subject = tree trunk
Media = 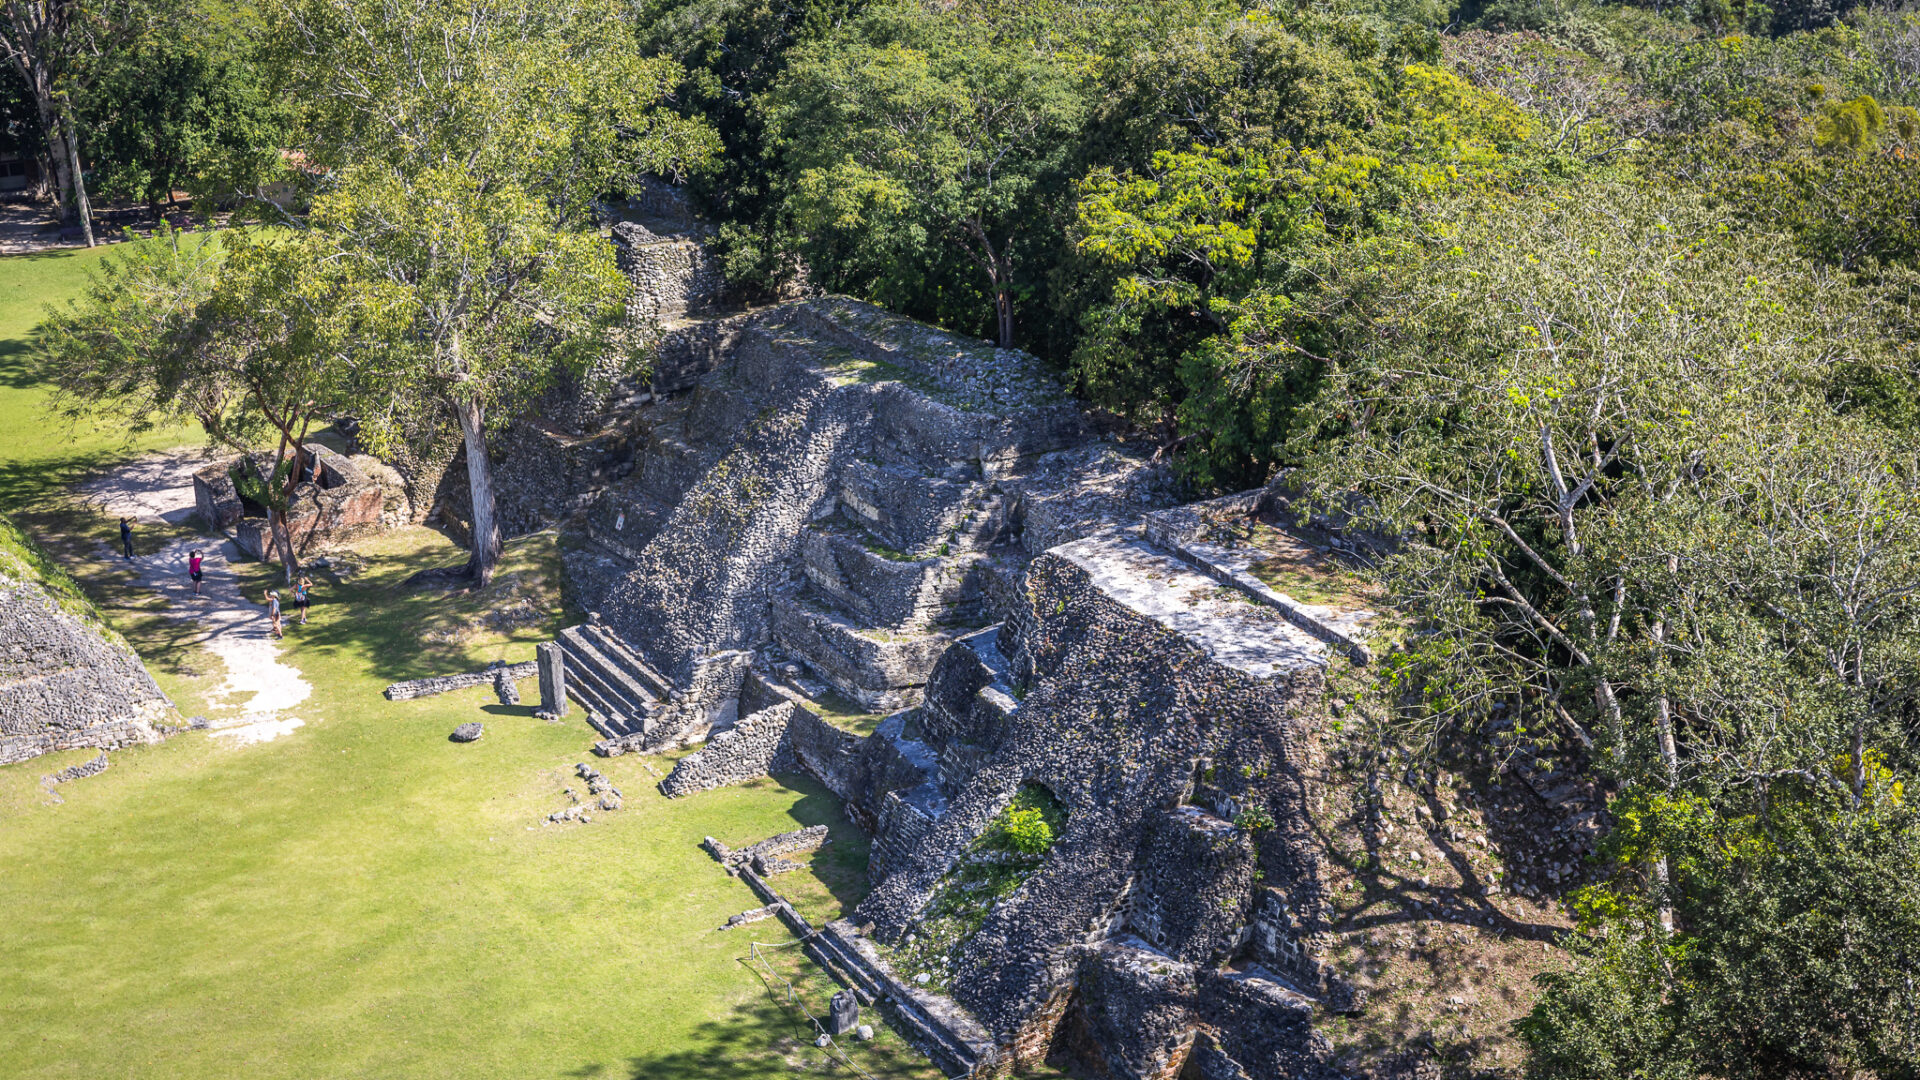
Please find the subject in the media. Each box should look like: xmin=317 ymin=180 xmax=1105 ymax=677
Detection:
xmin=24 ymin=74 xmax=73 ymax=221
xmin=266 ymin=507 xmax=301 ymax=583
xmin=994 ymin=284 xmax=1013 ymax=349
xmin=456 ymin=394 xmax=502 ymax=587
xmin=1652 ymin=590 xmax=1679 ymax=936
xmin=58 ymin=108 xmax=92 ymax=247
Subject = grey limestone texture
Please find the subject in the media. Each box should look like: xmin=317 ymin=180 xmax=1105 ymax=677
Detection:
xmin=492 ymin=667 xmax=521 ymax=706
xmin=530 ymin=292 xmax=1174 ymax=751
xmin=700 ymin=824 xmax=830 ymax=877
xmin=828 ymin=990 xmax=861 ymax=1037
xmin=451 ymin=722 xmax=484 ymax=743
xmin=42 ymin=750 xmax=109 ymax=785
xmin=382 ymin=660 xmax=537 ymax=702
xmin=1 ymin=553 xmax=170 ymax=767
xmin=659 ymin=507 xmax=1382 ymax=1079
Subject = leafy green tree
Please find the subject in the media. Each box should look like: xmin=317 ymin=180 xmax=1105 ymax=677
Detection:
xmin=1521 ymin=781 xmax=1920 ymax=1079
xmin=766 ymin=2 xmax=1088 ymax=346
xmin=1288 ymin=186 xmax=1904 ymax=782
xmin=633 ymin=0 xmax=863 ymax=297
xmin=0 ymin=0 xmax=193 ymax=242
xmin=267 ymin=0 xmax=718 ymax=584
xmin=1069 ymin=55 xmax=1539 ymax=482
xmin=41 ymin=230 xmax=404 ymax=576
xmin=81 ymin=38 xmax=285 ymax=216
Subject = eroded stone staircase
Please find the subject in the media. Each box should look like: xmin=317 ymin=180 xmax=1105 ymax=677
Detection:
xmin=552 ymin=622 xmax=672 ymax=741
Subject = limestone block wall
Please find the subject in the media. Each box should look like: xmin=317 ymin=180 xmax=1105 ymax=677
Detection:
xmin=850 ymin=532 xmax=1344 ymax=1074
xmin=658 ymin=698 xmax=866 ymax=800
xmin=618 ymin=235 xmax=723 ymax=328
xmin=200 ymin=446 xmax=393 ymax=561
xmin=1 ymin=544 xmax=168 ymax=766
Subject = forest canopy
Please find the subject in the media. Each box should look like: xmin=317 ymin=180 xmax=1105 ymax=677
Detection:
xmin=26 ymin=0 xmax=1920 ymax=1075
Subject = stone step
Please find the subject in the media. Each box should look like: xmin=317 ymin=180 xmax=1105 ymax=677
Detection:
xmin=556 ymin=641 xmax=648 ymax=726
xmin=769 ymin=591 xmax=951 ymax=713
xmin=558 ymin=625 xmax=663 ymax=710
xmin=813 ymin=920 xmax=994 ymax=1076
xmin=574 ymin=622 xmax=674 ymax=699
xmin=563 ymin=676 xmax=643 ymax=738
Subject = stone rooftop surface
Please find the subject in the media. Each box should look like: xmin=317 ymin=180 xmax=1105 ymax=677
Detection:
xmin=795 ymin=297 xmax=1071 ymax=413
xmin=1049 ymin=532 xmax=1332 ymax=680
xmin=1145 ymin=496 xmax=1379 ymax=662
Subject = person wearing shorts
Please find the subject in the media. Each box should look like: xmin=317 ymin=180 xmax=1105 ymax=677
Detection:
xmin=265 ymin=590 xmax=283 ymax=639
xmin=293 ymin=576 xmax=312 ymax=625
xmin=188 ymin=550 xmax=204 ymax=595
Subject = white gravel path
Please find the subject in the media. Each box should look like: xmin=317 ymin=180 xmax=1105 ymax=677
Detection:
xmin=82 ymin=450 xmax=311 ymax=744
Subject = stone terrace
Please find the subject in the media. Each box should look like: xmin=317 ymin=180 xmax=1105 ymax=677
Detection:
xmin=541 ymin=296 xmax=1174 ymax=753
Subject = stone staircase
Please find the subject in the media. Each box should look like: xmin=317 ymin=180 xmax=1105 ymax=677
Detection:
xmin=805 ymin=919 xmax=998 ymax=1077
xmin=553 ymin=623 xmax=673 ymax=740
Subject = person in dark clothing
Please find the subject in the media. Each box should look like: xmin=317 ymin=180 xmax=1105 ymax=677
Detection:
xmin=119 ymin=517 xmax=134 ymax=561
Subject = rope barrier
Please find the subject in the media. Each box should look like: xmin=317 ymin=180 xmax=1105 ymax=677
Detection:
xmin=742 ymin=938 xmax=882 ymax=1080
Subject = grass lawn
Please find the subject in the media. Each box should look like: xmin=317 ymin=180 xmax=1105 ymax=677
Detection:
xmin=0 ymin=248 xmax=935 ymax=1079
xmin=0 ymin=245 xmax=201 ymax=512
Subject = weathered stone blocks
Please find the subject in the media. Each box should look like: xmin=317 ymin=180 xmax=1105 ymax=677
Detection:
xmin=1 ymin=552 xmax=169 ymax=766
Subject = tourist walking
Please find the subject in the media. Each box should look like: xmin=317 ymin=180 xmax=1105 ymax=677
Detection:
xmin=188 ymin=550 xmax=204 ymax=595
xmin=293 ymin=575 xmax=312 ymax=625
xmin=119 ymin=517 xmax=134 ymax=561
xmin=265 ymin=590 xmax=283 ymax=639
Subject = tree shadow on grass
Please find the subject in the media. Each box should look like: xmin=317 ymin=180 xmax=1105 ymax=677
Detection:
xmin=566 ymin=997 xmax=803 ymax=1080
xmin=272 ymin=532 xmax=560 ymax=686
xmin=768 ymin=777 xmax=877 ymax=921
xmin=577 ymin=954 xmax=939 ymax=1080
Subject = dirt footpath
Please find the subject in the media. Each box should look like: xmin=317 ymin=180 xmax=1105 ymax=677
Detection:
xmin=81 ymin=449 xmax=312 ymax=744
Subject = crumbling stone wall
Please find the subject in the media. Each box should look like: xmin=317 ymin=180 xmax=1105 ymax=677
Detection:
xmin=1 ymin=534 xmax=169 ymax=766
xmin=853 ymin=534 xmax=1339 ymax=1067
xmin=194 ymin=445 xmax=393 ymax=561
xmin=658 ymin=698 xmax=867 ymax=801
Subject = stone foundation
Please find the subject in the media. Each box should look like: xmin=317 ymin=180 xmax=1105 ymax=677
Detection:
xmin=195 ymin=445 xmax=394 ymax=562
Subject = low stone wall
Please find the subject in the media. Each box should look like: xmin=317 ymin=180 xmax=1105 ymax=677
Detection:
xmin=382 ymin=660 xmax=537 ymax=702
xmin=659 ymin=702 xmax=801 ymax=796
xmin=658 ymin=699 xmax=869 ymax=801
xmin=42 ymin=751 xmax=109 ymax=785
xmin=198 ymin=446 xmax=393 ymax=562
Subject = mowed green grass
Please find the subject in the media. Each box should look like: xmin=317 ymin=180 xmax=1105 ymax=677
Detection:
xmin=0 ymin=250 xmax=928 ymax=1079
xmin=0 ymin=245 xmax=201 ymax=511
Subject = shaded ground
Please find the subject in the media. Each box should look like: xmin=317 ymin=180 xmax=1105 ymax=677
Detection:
xmin=79 ymin=448 xmax=313 ymax=741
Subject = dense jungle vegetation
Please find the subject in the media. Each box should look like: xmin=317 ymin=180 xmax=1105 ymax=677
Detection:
xmin=7 ymin=0 xmax=1920 ymax=1074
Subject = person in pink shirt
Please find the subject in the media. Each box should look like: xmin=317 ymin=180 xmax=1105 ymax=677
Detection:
xmin=188 ymin=550 xmax=204 ymax=596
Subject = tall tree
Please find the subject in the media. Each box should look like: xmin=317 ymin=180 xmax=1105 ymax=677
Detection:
xmin=42 ymin=229 xmax=404 ymax=578
xmin=0 ymin=0 xmax=172 ymax=243
xmin=766 ymin=3 xmax=1087 ymax=347
xmin=83 ymin=36 xmax=286 ymax=218
xmin=267 ymin=0 xmax=718 ymax=585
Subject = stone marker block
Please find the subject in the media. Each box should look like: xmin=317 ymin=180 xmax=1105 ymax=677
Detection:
xmin=537 ymin=640 xmax=567 ymax=717
xmin=827 ymin=990 xmax=860 ymax=1036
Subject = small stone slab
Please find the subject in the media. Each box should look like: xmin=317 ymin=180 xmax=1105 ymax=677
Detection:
xmin=451 ymin=722 xmax=484 ymax=743
xmin=827 ymin=990 xmax=860 ymax=1036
